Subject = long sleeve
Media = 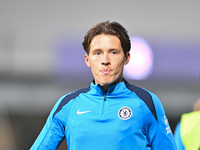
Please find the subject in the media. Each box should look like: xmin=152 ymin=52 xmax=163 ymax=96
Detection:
xmin=30 ymin=95 xmax=68 ymax=150
xmin=141 ymin=93 xmax=177 ymax=149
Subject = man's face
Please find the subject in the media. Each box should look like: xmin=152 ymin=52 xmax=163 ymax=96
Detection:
xmin=84 ymin=34 xmax=130 ymax=86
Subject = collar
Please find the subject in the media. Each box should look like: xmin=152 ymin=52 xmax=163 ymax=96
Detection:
xmin=90 ymin=78 xmax=127 ymax=95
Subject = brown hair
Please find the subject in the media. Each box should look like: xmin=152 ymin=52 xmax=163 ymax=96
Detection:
xmin=82 ymin=21 xmax=131 ymax=55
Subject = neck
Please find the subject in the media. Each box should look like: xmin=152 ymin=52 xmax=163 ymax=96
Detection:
xmin=102 ymin=85 xmax=109 ymax=92
xmin=97 ymin=78 xmax=124 ymax=92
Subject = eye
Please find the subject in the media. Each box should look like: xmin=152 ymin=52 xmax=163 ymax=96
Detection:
xmin=96 ymin=52 xmax=101 ymax=55
xmin=111 ymin=51 xmax=117 ymax=55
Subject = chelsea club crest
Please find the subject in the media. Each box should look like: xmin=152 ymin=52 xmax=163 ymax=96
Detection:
xmin=118 ymin=107 xmax=132 ymax=120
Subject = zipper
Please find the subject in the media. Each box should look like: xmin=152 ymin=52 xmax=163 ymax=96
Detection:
xmin=101 ymin=94 xmax=106 ymax=118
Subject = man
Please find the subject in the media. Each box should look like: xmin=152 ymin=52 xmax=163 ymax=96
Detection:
xmin=174 ymin=99 xmax=200 ymax=150
xmin=31 ymin=21 xmax=177 ymax=149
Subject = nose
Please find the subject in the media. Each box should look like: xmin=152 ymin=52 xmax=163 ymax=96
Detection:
xmin=102 ymin=54 xmax=110 ymax=66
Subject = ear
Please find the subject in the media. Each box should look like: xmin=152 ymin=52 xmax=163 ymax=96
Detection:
xmin=124 ymin=52 xmax=130 ymax=65
xmin=84 ymin=54 xmax=91 ymax=67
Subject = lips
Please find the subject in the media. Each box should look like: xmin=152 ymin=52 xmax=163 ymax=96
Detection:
xmin=101 ymin=69 xmax=111 ymax=74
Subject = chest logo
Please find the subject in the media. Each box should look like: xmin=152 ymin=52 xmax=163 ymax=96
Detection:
xmin=118 ymin=107 xmax=132 ymax=120
xmin=77 ymin=110 xmax=91 ymax=115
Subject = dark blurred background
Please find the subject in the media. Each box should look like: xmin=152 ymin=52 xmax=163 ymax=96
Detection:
xmin=0 ymin=1 xmax=200 ymax=149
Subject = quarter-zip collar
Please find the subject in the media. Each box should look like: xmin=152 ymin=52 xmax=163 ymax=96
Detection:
xmin=90 ymin=78 xmax=127 ymax=96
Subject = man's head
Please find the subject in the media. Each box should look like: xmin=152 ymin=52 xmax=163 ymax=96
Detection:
xmin=193 ymin=99 xmax=200 ymax=112
xmin=82 ymin=21 xmax=131 ymax=55
xmin=83 ymin=21 xmax=131 ymax=89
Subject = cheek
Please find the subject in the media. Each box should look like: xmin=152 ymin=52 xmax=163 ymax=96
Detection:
xmin=86 ymin=56 xmax=98 ymax=68
xmin=115 ymin=58 xmax=125 ymax=67
xmin=89 ymin=60 xmax=99 ymax=71
xmin=117 ymin=60 xmax=126 ymax=72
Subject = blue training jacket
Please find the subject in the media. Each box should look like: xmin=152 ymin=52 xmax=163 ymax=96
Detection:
xmin=30 ymin=79 xmax=177 ymax=150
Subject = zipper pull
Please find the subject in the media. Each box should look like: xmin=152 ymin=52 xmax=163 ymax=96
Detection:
xmin=104 ymin=95 xmax=106 ymax=101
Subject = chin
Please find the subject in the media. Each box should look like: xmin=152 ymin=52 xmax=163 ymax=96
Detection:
xmin=96 ymin=76 xmax=122 ymax=86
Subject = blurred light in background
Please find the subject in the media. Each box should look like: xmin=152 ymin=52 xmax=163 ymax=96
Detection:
xmin=124 ymin=37 xmax=154 ymax=80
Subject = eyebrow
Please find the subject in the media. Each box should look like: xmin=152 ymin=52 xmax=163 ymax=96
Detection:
xmin=91 ymin=49 xmax=101 ymax=53
xmin=90 ymin=48 xmax=121 ymax=55
xmin=92 ymin=48 xmax=120 ymax=52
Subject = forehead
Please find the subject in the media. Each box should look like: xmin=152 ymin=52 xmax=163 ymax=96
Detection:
xmin=90 ymin=34 xmax=122 ymax=50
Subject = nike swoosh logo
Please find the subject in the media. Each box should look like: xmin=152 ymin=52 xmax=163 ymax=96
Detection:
xmin=77 ymin=110 xmax=91 ymax=115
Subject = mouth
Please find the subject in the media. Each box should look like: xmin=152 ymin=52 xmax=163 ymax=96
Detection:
xmin=101 ymin=69 xmax=111 ymax=74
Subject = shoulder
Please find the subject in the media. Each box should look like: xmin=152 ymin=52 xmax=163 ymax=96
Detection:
xmin=52 ymin=86 xmax=90 ymax=118
xmin=62 ymin=86 xmax=90 ymax=102
xmin=124 ymin=80 xmax=160 ymax=121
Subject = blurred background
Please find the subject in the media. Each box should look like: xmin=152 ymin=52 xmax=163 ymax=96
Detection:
xmin=0 ymin=1 xmax=200 ymax=149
